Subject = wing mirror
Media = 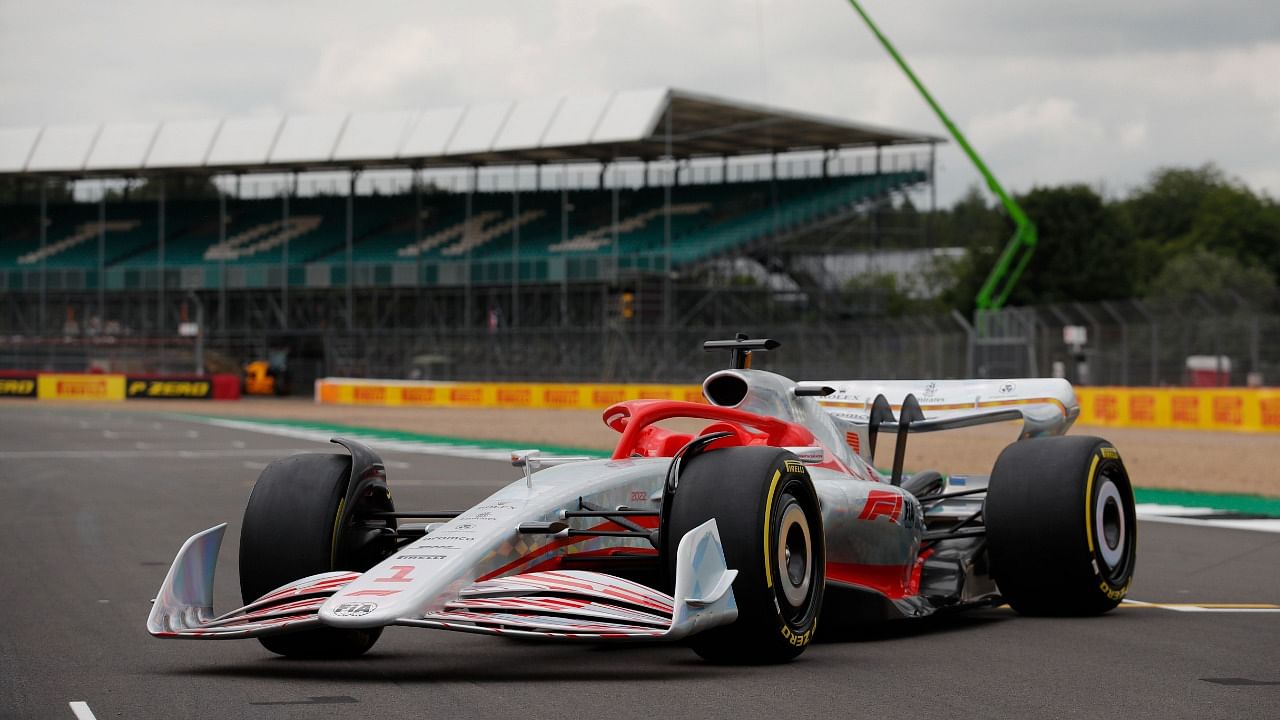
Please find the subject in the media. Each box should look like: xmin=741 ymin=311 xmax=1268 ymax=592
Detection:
xmin=511 ymin=450 xmax=594 ymax=487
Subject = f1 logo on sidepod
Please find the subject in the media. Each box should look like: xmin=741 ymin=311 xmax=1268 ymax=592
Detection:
xmin=858 ymin=489 xmax=904 ymax=524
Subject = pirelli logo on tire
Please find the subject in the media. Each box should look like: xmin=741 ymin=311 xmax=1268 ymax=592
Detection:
xmin=0 ymin=376 xmax=37 ymax=398
xmin=126 ymin=378 xmax=213 ymax=399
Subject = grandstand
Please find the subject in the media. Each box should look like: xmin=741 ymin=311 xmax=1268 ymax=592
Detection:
xmin=0 ymin=88 xmax=939 ymax=383
xmin=0 ymin=172 xmax=923 ymax=278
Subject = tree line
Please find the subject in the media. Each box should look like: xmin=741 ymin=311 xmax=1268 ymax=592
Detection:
xmin=924 ymin=164 xmax=1280 ymax=312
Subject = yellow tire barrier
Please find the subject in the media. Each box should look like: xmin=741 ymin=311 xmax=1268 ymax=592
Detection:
xmin=36 ymin=373 xmax=127 ymax=401
xmin=316 ymin=379 xmax=1280 ymax=434
xmin=1076 ymin=387 xmax=1280 ymax=433
xmin=315 ymin=378 xmax=705 ymax=410
xmin=3 ymin=372 xmax=240 ymax=402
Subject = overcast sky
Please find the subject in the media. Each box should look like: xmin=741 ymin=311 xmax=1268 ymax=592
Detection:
xmin=2 ymin=0 xmax=1278 ymax=206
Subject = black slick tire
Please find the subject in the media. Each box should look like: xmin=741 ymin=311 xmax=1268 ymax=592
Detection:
xmin=239 ymin=453 xmax=390 ymax=658
xmin=664 ymin=446 xmax=825 ymax=664
xmin=984 ymin=436 xmax=1137 ymax=616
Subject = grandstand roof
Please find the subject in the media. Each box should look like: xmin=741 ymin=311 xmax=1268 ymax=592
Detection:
xmin=0 ymin=88 xmax=942 ymax=179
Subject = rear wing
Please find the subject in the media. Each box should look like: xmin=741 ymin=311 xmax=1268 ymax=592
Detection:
xmin=802 ymin=377 xmax=1078 ymax=441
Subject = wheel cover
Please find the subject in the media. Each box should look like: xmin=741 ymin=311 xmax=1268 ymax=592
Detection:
xmin=1094 ymin=477 xmax=1127 ymax=571
xmin=776 ymin=500 xmax=813 ymax=609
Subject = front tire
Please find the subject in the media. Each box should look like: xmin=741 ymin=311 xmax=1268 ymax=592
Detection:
xmin=664 ymin=446 xmax=825 ymax=663
xmin=984 ymin=436 xmax=1137 ymax=616
xmin=240 ymin=453 xmax=394 ymax=658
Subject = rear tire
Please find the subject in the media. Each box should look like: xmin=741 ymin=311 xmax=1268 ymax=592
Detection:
xmin=985 ymin=436 xmax=1136 ymax=616
xmin=240 ymin=453 xmax=393 ymax=658
xmin=664 ymin=446 xmax=824 ymax=664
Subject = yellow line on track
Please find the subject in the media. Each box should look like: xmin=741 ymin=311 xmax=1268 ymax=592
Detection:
xmin=1122 ymin=602 xmax=1280 ymax=609
xmin=994 ymin=601 xmax=1280 ymax=611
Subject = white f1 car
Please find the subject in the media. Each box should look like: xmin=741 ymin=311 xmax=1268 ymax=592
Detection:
xmin=148 ymin=335 xmax=1137 ymax=663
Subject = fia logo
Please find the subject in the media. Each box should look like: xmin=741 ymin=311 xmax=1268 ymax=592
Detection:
xmin=332 ymin=602 xmax=378 ymax=617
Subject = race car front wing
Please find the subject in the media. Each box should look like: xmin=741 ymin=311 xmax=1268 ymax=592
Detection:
xmin=147 ymin=519 xmax=738 ymax=642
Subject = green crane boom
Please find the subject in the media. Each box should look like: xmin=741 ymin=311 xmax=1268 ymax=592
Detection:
xmin=844 ymin=0 xmax=1036 ymax=310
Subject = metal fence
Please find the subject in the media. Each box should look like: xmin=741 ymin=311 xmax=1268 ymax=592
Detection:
xmin=994 ymin=294 xmax=1280 ymax=387
xmin=0 ymin=319 xmax=971 ymax=388
xmin=4 ymin=293 xmax=1276 ymax=388
xmin=317 ymin=293 xmax=1280 ymax=387
xmin=0 ymin=336 xmax=210 ymax=375
xmin=315 ymin=318 xmax=973 ymax=384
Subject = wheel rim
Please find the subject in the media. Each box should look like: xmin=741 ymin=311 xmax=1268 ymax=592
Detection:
xmin=776 ymin=499 xmax=813 ymax=609
xmin=1094 ymin=477 xmax=1127 ymax=571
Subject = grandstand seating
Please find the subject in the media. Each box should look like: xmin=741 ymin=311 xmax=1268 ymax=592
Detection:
xmin=204 ymin=216 xmax=323 ymax=260
xmin=18 ymin=219 xmax=141 ymax=265
xmin=0 ymin=172 xmax=924 ymax=282
xmin=398 ymin=211 xmax=501 ymax=258
xmin=549 ymin=203 xmax=710 ymax=253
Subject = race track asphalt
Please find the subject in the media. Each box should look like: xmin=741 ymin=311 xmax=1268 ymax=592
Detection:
xmin=1 ymin=406 xmax=1277 ymax=720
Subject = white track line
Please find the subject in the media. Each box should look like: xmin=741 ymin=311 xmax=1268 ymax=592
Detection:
xmin=1140 ymin=516 xmax=1280 ymax=533
xmin=102 ymin=429 xmax=199 ymax=439
xmin=0 ymin=448 xmax=323 ymax=460
xmin=69 ymin=701 xmax=97 ymax=719
xmin=1137 ymin=503 xmax=1225 ymax=517
xmin=197 ymin=418 xmax=532 ymax=462
xmin=1137 ymin=502 xmax=1280 ymax=533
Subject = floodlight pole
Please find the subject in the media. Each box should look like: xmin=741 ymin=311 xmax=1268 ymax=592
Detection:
xmin=187 ymin=290 xmax=205 ymax=376
xmin=465 ymin=166 xmax=475 ymax=329
xmin=512 ymin=170 xmax=520 ymax=328
xmin=927 ymin=142 xmax=937 ymax=212
xmin=157 ymin=176 xmax=166 ymax=337
xmin=281 ymin=175 xmax=290 ymax=329
xmin=97 ymin=187 xmax=106 ymax=325
xmin=770 ymin=151 xmax=779 ymax=242
xmin=38 ymin=180 xmax=46 ymax=332
xmin=844 ymin=0 xmax=1037 ymax=311
xmin=663 ymin=107 xmax=673 ymax=331
xmin=414 ymin=167 xmax=423 ymax=321
xmin=560 ymin=177 xmax=569 ymax=327
xmin=611 ymin=153 xmax=620 ymax=284
xmin=873 ymin=145 xmax=882 ymax=272
xmin=218 ymin=186 xmax=227 ymax=334
xmin=346 ymin=171 xmax=356 ymax=332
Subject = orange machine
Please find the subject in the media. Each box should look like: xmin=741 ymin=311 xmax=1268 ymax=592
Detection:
xmin=243 ymin=360 xmax=280 ymax=396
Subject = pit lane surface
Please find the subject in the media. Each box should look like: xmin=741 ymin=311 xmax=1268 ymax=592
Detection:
xmin=2 ymin=406 xmax=1277 ymax=720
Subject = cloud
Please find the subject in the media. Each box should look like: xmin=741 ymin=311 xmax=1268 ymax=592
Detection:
xmin=289 ymin=26 xmax=444 ymax=111
xmin=1117 ymin=121 xmax=1148 ymax=150
xmin=1 ymin=0 xmax=1279 ymax=204
xmin=969 ymin=98 xmax=1106 ymax=147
